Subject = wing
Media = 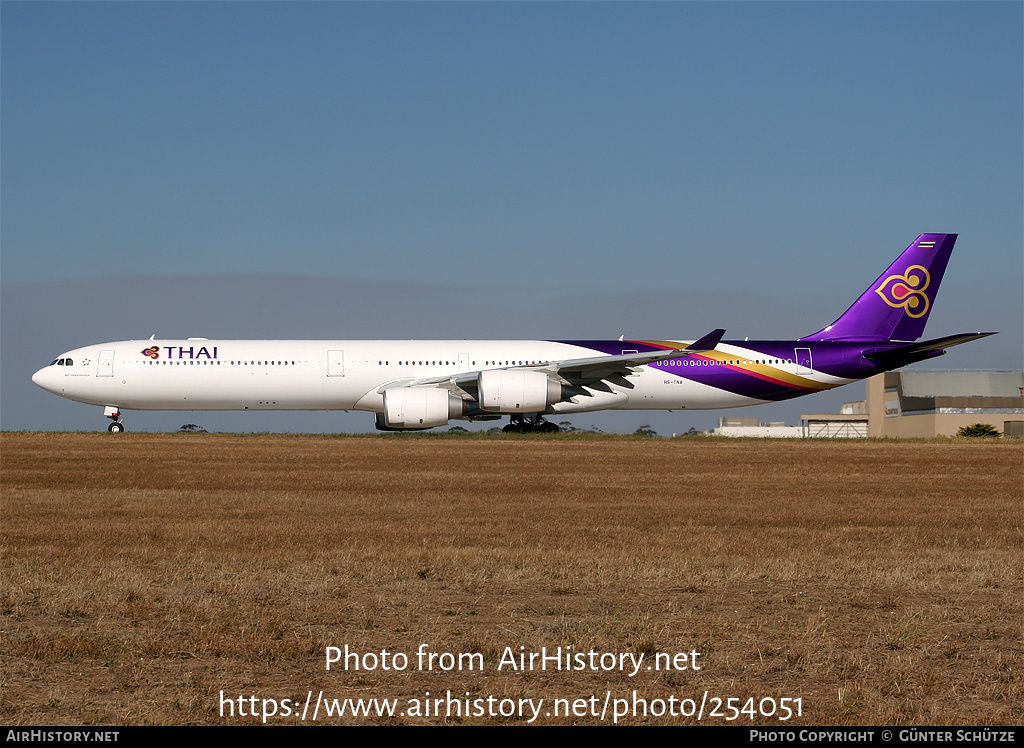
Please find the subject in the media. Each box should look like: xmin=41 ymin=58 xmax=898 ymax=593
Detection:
xmin=375 ymin=329 xmax=726 ymax=402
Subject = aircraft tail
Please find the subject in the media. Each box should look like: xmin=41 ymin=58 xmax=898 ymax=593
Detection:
xmin=801 ymin=233 xmax=957 ymax=342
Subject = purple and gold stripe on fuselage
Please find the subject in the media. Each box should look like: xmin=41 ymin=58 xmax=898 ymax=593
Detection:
xmin=555 ymin=339 xmax=861 ymax=403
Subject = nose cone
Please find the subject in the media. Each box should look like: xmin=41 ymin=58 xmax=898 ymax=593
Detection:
xmin=32 ymin=365 xmax=60 ymax=394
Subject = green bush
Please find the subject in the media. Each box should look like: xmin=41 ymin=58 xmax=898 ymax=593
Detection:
xmin=956 ymin=423 xmax=1000 ymax=438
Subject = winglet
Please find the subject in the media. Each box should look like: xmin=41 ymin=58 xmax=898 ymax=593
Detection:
xmin=687 ymin=328 xmax=726 ymax=352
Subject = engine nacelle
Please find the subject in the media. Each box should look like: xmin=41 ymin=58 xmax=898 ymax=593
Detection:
xmin=382 ymin=387 xmax=464 ymax=429
xmin=477 ymin=369 xmax=563 ymax=413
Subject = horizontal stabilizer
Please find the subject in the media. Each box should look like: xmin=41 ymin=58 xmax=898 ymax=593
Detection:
xmin=863 ymin=332 xmax=996 ymax=361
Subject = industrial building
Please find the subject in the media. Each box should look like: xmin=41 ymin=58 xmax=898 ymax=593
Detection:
xmin=712 ymin=417 xmax=802 ymax=438
xmin=802 ymin=370 xmax=1024 ymax=438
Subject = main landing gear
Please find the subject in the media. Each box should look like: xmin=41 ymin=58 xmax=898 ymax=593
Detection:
xmin=502 ymin=414 xmax=560 ymax=434
xmin=104 ymin=406 xmax=125 ymax=433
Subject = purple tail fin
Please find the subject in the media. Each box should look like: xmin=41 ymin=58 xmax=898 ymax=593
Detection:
xmin=801 ymin=233 xmax=957 ymax=342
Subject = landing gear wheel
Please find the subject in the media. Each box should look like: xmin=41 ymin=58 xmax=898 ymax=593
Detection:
xmin=503 ymin=415 xmax=527 ymax=434
xmin=108 ymin=421 xmax=125 ymax=433
xmin=503 ymin=415 xmax=559 ymax=434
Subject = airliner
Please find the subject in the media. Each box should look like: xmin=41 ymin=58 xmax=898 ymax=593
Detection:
xmin=32 ymin=234 xmax=994 ymax=433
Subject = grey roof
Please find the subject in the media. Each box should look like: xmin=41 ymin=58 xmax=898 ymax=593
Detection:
xmin=899 ymin=371 xmax=1024 ymax=398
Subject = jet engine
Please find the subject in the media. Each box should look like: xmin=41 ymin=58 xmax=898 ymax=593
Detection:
xmin=477 ymin=369 xmax=563 ymax=413
xmin=381 ymin=387 xmax=465 ymax=429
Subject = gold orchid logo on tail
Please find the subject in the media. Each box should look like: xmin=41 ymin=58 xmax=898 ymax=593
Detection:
xmin=875 ymin=265 xmax=931 ymax=318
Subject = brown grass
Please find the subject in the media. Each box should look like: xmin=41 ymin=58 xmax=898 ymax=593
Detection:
xmin=1 ymin=433 xmax=1020 ymax=725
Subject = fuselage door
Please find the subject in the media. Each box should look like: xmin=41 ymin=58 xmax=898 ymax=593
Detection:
xmin=327 ymin=350 xmax=345 ymax=377
xmin=97 ymin=350 xmax=115 ymax=377
xmin=795 ymin=348 xmax=812 ymax=375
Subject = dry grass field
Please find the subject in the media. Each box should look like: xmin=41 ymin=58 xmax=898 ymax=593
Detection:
xmin=1 ymin=432 xmax=1020 ymax=725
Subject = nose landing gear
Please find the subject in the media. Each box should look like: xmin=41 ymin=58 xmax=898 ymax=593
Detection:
xmin=104 ymin=406 xmax=125 ymax=433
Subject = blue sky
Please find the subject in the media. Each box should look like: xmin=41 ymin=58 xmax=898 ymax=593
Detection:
xmin=3 ymin=2 xmax=1021 ymax=433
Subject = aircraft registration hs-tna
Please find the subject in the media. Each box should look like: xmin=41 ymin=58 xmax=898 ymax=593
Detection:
xmin=33 ymin=234 xmax=994 ymax=434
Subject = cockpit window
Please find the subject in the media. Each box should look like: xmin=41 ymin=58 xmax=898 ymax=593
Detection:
xmin=51 ymin=358 xmax=73 ymax=366
xmin=51 ymin=359 xmax=59 ymax=366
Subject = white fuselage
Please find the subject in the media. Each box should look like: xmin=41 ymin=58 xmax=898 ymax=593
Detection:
xmin=32 ymin=338 xmax=845 ymax=419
